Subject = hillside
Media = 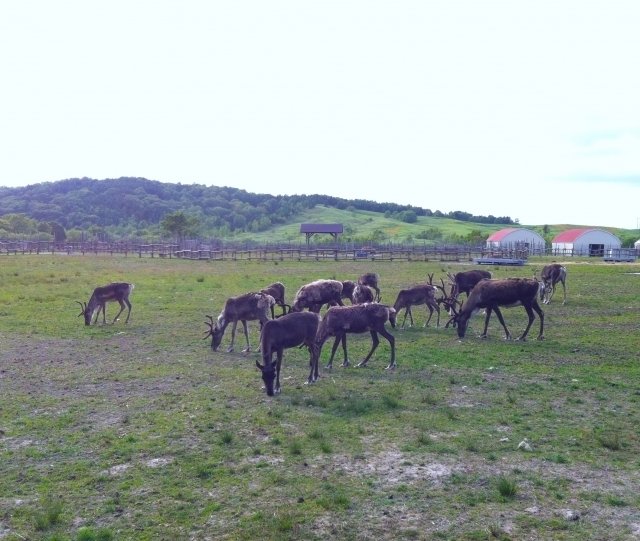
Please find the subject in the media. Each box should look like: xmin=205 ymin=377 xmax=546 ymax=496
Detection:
xmin=0 ymin=177 xmax=637 ymax=245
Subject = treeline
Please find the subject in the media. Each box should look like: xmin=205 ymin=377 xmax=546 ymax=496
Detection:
xmin=0 ymin=177 xmax=514 ymax=240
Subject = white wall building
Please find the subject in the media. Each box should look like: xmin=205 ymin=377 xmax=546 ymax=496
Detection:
xmin=552 ymin=228 xmax=621 ymax=256
xmin=486 ymin=228 xmax=546 ymax=254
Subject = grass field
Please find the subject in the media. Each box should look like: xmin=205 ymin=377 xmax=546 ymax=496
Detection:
xmin=1 ymin=255 xmax=639 ymax=540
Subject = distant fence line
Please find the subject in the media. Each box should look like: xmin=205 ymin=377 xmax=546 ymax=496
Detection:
xmin=0 ymin=240 xmax=633 ymax=261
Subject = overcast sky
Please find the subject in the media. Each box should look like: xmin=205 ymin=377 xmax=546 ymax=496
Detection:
xmin=1 ymin=1 xmax=639 ymax=229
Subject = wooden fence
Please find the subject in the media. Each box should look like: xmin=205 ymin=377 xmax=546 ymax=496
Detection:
xmin=0 ymin=240 xmax=531 ymax=262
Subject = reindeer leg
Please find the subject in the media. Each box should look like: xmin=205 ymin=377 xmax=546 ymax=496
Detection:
xmin=124 ymin=298 xmax=132 ymax=324
xmin=357 ymin=331 xmax=379 ymax=368
xmin=274 ymin=350 xmax=283 ymax=394
xmin=380 ymin=327 xmax=396 ymax=369
xmin=516 ymin=303 xmax=536 ymax=341
xmin=408 ymin=307 xmax=414 ymax=327
xmin=308 ymin=342 xmax=320 ymax=383
xmin=400 ymin=308 xmax=410 ymax=329
xmin=533 ymin=300 xmax=545 ymax=340
xmin=492 ymin=307 xmax=512 ymax=340
xmin=340 ymin=334 xmax=349 ymax=367
xmin=227 ymin=321 xmax=238 ymax=352
xmin=112 ymin=300 xmax=126 ymax=323
xmin=240 ymin=320 xmax=251 ymax=352
xmin=424 ymin=305 xmax=433 ymax=327
xmin=326 ymin=335 xmax=342 ymax=369
xmin=480 ymin=307 xmax=493 ymax=338
xmin=560 ymin=279 xmax=567 ymax=305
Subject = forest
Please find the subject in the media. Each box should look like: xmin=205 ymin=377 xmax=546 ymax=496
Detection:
xmin=0 ymin=177 xmax=515 ymax=241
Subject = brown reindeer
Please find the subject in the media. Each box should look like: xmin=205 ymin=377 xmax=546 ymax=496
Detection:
xmin=77 ymin=282 xmax=134 ymax=326
xmin=393 ymin=284 xmax=440 ymax=328
xmin=451 ymin=278 xmax=544 ymax=341
xmin=316 ymin=303 xmax=397 ymax=370
xmin=447 ymin=270 xmax=492 ymax=301
xmin=260 ymin=282 xmax=290 ymax=317
xmin=256 ymin=311 xmax=320 ymax=396
xmin=291 ymin=279 xmax=344 ymax=313
xmin=204 ymin=292 xmax=275 ymax=352
xmin=358 ymin=272 xmax=381 ymax=302
xmin=539 ymin=264 xmax=567 ymax=305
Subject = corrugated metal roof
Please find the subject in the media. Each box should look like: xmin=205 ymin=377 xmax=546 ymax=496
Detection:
xmin=300 ymin=223 xmax=343 ymax=234
xmin=552 ymin=228 xmax=593 ymax=243
xmin=486 ymin=228 xmax=519 ymax=241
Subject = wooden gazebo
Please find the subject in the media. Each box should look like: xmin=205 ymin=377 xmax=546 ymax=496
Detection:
xmin=300 ymin=223 xmax=343 ymax=245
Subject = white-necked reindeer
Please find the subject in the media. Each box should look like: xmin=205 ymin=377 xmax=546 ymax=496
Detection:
xmin=256 ymin=311 xmax=320 ymax=396
xmin=539 ymin=264 xmax=567 ymax=305
xmin=204 ymin=292 xmax=275 ymax=352
xmin=450 ymin=278 xmax=544 ymax=341
xmin=77 ymin=282 xmax=134 ymax=326
xmin=316 ymin=303 xmax=397 ymax=370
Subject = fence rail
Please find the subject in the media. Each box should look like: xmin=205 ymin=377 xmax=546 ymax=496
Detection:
xmin=1 ymin=240 xmax=634 ymax=261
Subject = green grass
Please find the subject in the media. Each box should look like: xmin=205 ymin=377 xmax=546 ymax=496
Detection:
xmin=0 ymin=255 xmax=639 ymax=540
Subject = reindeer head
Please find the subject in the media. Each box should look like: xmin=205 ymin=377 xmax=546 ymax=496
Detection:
xmin=77 ymin=301 xmax=91 ymax=326
xmin=256 ymin=359 xmax=278 ymax=396
xmin=203 ymin=315 xmax=225 ymax=350
xmin=388 ymin=307 xmax=397 ymax=329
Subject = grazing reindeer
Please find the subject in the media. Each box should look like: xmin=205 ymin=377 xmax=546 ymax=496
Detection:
xmin=353 ymin=284 xmax=375 ymax=304
xmin=450 ymin=278 xmax=544 ymax=341
xmin=256 ymin=311 xmax=320 ymax=396
xmin=358 ymin=272 xmax=381 ymax=302
xmin=393 ymin=284 xmax=440 ymax=328
xmin=447 ymin=270 xmax=492 ymax=302
xmin=204 ymin=292 xmax=275 ymax=352
xmin=77 ymin=282 xmax=134 ymax=326
xmin=260 ymin=282 xmax=290 ymax=317
xmin=291 ymin=279 xmax=344 ymax=313
xmin=316 ymin=303 xmax=397 ymax=370
xmin=539 ymin=264 xmax=567 ymax=305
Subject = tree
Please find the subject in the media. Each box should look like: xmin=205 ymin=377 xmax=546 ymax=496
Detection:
xmin=161 ymin=211 xmax=200 ymax=241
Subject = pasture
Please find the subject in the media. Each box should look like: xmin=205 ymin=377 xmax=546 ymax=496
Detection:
xmin=0 ymin=255 xmax=639 ymax=540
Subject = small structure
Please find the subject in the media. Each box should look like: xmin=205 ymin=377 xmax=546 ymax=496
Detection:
xmin=552 ymin=228 xmax=621 ymax=257
xmin=300 ymin=223 xmax=343 ymax=245
xmin=635 ymin=238 xmax=640 ymax=253
xmin=486 ymin=228 xmax=546 ymax=255
xmin=603 ymin=248 xmax=637 ymax=262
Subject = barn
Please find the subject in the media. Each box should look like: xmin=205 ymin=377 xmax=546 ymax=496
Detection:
xmin=552 ymin=228 xmax=621 ymax=257
xmin=485 ymin=228 xmax=546 ymax=255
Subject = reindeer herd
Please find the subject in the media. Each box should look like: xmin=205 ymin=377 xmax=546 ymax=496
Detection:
xmin=78 ymin=264 xmax=568 ymax=397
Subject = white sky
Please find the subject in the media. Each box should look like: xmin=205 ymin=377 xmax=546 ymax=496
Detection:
xmin=1 ymin=1 xmax=639 ymax=229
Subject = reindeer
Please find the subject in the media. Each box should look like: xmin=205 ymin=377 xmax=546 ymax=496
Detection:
xmin=450 ymin=278 xmax=544 ymax=341
xmin=340 ymin=280 xmax=357 ymax=304
xmin=393 ymin=284 xmax=440 ymax=328
xmin=77 ymin=282 xmax=134 ymax=326
xmin=447 ymin=270 xmax=492 ymax=302
xmin=260 ymin=282 xmax=290 ymax=317
xmin=204 ymin=292 xmax=275 ymax=352
xmin=353 ymin=283 xmax=375 ymax=304
xmin=539 ymin=264 xmax=567 ymax=305
xmin=358 ymin=272 xmax=381 ymax=302
xmin=291 ymin=279 xmax=344 ymax=313
xmin=256 ymin=311 xmax=320 ymax=396
xmin=316 ymin=303 xmax=397 ymax=370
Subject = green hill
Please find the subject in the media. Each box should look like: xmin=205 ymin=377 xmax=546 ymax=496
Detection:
xmin=0 ymin=177 xmax=637 ymax=245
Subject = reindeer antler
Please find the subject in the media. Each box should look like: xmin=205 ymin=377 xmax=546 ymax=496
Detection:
xmin=76 ymin=301 xmax=87 ymax=317
xmin=203 ymin=315 xmax=215 ymax=339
